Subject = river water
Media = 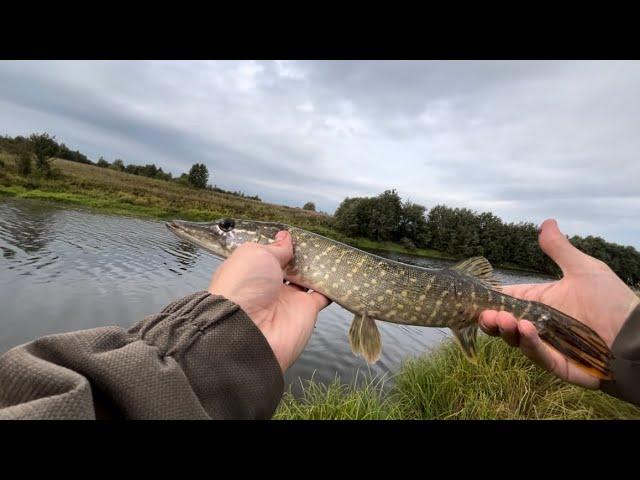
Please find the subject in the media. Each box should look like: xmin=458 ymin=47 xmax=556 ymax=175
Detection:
xmin=0 ymin=198 xmax=553 ymax=394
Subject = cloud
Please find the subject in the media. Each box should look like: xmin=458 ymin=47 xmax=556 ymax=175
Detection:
xmin=0 ymin=60 xmax=638 ymax=247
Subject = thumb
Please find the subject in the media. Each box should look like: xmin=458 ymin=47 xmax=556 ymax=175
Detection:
xmin=538 ymin=219 xmax=590 ymax=275
xmin=264 ymin=230 xmax=294 ymax=269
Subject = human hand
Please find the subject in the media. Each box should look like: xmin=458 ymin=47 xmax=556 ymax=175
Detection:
xmin=208 ymin=230 xmax=330 ymax=373
xmin=479 ymin=219 xmax=640 ymax=389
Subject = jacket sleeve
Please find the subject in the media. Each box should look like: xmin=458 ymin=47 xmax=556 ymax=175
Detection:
xmin=0 ymin=292 xmax=284 ymax=420
xmin=601 ymin=304 xmax=640 ymax=407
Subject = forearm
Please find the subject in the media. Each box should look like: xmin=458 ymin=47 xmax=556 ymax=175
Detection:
xmin=0 ymin=292 xmax=284 ymax=420
xmin=601 ymin=304 xmax=640 ymax=407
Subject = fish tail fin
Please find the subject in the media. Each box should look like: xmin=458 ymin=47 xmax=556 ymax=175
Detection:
xmin=536 ymin=305 xmax=612 ymax=380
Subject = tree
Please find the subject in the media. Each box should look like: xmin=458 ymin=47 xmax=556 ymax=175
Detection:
xmin=187 ymin=163 xmax=209 ymax=189
xmin=110 ymin=159 xmax=125 ymax=171
xmin=303 ymin=202 xmax=316 ymax=211
xmin=140 ymin=164 xmax=159 ymax=178
xmin=367 ymin=190 xmax=403 ymax=241
xmin=29 ymin=133 xmax=59 ymax=177
xmin=125 ymin=164 xmax=140 ymax=175
xmin=398 ymin=201 xmax=429 ymax=247
xmin=96 ymin=157 xmax=110 ymax=168
xmin=334 ymin=190 xmax=404 ymax=242
xmin=57 ymin=143 xmax=92 ymax=164
xmin=171 ymin=172 xmax=191 ymax=186
xmin=154 ymin=167 xmax=172 ymax=181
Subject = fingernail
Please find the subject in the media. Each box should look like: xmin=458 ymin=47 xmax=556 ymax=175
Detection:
xmin=275 ymin=231 xmax=287 ymax=242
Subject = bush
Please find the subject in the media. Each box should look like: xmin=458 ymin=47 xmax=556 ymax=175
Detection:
xmin=110 ymin=159 xmax=125 ymax=171
xmin=16 ymin=151 xmax=33 ymax=175
xmin=399 ymin=237 xmax=416 ymax=251
xmin=187 ymin=163 xmax=209 ymax=189
xmin=303 ymin=201 xmax=316 ymax=211
xmin=96 ymin=157 xmax=110 ymax=168
xmin=57 ymin=143 xmax=92 ymax=164
xmin=29 ymin=133 xmax=59 ymax=178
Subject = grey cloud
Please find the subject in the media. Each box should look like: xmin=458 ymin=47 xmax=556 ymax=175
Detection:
xmin=0 ymin=60 xmax=638 ymax=248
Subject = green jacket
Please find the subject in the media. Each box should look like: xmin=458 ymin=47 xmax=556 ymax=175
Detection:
xmin=0 ymin=292 xmax=283 ymax=419
xmin=0 ymin=292 xmax=639 ymax=419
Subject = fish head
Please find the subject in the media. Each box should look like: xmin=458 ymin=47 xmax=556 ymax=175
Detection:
xmin=166 ymin=218 xmax=289 ymax=259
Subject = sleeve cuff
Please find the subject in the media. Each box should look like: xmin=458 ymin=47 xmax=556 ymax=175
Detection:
xmin=130 ymin=291 xmax=285 ymax=419
xmin=600 ymin=303 xmax=640 ymax=407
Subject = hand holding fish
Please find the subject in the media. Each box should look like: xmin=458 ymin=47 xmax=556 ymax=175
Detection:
xmin=479 ymin=219 xmax=640 ymax=389
xmin=208 ymin=230 xmax=330 ymax=373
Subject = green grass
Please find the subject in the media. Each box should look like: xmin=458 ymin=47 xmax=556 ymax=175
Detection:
xmin=275 ymin=337 xmax=640 ymax=420
xmin=274 ymin=374 xmax=403 ymax=420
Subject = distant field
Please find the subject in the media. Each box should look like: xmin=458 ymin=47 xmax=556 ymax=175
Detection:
xmin=0 ymin=155 xmax=327 ymax=223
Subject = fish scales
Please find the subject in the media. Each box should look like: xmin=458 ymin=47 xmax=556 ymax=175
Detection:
xmin=289 ymin=227 xmax=526 ymax=329
xmin=166 ymin=218 xmax=613 ymax=379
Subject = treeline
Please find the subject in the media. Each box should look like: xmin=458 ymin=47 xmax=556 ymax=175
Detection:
xmin=1 ymin=132 xmax=262 ymax=201
xmin=335 ymin=190 xmax=429 ymax=250
xmin=0 ymin=134 xmax=92 ymax=166
xmin=96 ymin=156 xmax=175 ymax=182
xmin=334 ymin=190 xmax=640 ymax=285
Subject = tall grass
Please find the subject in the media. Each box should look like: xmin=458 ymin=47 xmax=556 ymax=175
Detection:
xmin=274 ymin=374 xmax=403 ymax=420
xmin=275 ymin=337 xmax=640 ymax=420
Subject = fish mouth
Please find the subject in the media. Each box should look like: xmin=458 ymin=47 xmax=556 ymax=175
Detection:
xmin=166 ymin=219 xmax=207 ymax=232
xmin=166 ymin=220 xmax=190 ymax=236
xmin=166 ymin=219 xmax=228 ymax=258
xmin=166 ymin=220 xmax=184 ymax=232
xmin=165 ymin=219 xmax=204 ymax=243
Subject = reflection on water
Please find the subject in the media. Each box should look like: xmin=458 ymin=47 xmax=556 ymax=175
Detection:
xmin=0 ymin=197 xmax=554 ymax=394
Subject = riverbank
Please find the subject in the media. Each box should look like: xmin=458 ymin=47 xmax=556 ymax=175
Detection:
xmin=275 ymin=336 xmax=640 ymax=419
xmin=0 ymin=154 xmax=554 ymax=274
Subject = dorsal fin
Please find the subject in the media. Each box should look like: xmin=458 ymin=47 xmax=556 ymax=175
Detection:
xmin=449 ymin=256 xmax=502 ymax=291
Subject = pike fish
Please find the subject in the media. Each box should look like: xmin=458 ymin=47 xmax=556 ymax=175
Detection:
xmin=166 ymin=218 xmax=612 ymax=379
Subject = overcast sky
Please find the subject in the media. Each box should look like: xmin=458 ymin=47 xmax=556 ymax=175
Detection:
xmin=1 ymin=60 xmax=638 ymax=248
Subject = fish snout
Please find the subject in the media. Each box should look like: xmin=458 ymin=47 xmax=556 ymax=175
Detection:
xmin=166 ymin=220 xmax=187 ymax=231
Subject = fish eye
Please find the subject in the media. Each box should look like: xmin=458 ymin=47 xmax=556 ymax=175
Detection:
xmin=218 ymin=218 xmax=235 ymax=232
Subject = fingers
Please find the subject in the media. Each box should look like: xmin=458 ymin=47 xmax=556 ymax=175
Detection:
xmin=310 ymin=291 xmax=331 ymax=312
xmin=282 ymin=282 xmax=331 ymax=313
xmin=538 ymin=219 xmax=590 ymax=275
xmin=516 ymin=319 xmax=560 ymax=373
xmin=479 ymin=311 xmax=520 ymax=346
xmin=480 ymin=311 xmax=558 ymax=370
xmin=263 ymin=230 xmax=294 ymax=269
xmin=480 ymin=314 xmax=601 ymax=388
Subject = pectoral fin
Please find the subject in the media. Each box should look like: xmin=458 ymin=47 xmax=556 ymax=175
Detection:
xmin=452 ymin=324 xmax=479 ymax=361
xmin=348 ymin=311 xmax=382 ymax=364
